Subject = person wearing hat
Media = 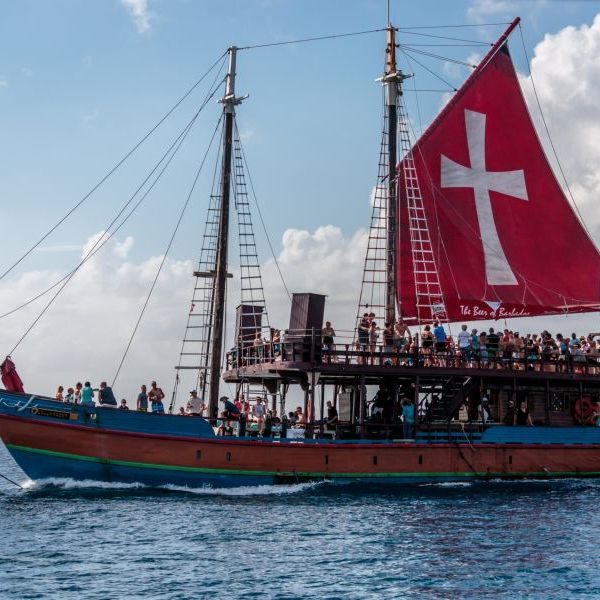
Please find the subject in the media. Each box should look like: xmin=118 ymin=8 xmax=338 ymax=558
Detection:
xmin=220 ymin=396 xmax=240 ymax=419
xmin=218 ymin=396 xmax=240 ymax=436
xmin=186 ymin=390 xmax=205 ymax=416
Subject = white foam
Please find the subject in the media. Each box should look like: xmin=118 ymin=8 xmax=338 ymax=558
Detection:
xmin=22 ymin=477 xmax=323 ymax=496
xmin=160 ymin=481 xmax=323 ymax=496
xmin=26 ymin=477 xmax=145 ymax=491
xmin=419 ymin=481 xmax=473 ymax=488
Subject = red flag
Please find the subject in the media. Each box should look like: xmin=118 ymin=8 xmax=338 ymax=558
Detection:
xmin=1 ymin=356 xmax=25 ymax=393
xmin=398 ymin=36 xmax=600 ymax=323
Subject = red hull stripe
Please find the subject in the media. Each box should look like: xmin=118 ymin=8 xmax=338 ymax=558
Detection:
xmin=8 ymin=443 xmax=600 ymax=479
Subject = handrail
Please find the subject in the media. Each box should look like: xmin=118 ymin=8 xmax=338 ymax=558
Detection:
xmin=225 ymin=341 xmax=600 ymax=377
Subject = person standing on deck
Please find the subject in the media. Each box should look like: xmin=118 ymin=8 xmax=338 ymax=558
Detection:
xmin=322 ymin=321 xmax=336 ymax=361
xmin=457 ymin=324 xmax=471 ymax=364
xmin=487 ymin=328 xmax=500 ymax=365
xmin=187 ymin=390 xmax=205 ymax=416
xmin=148 ymin=381 xmax=165 ymax=414
xmin=470 ymin=329 xmax=480 ymax=366
xmin=74 ymin=382 xmax=83 ymax=404
xmin=80 ymin=381 xmax=95 ymax=406
xmin=394 ymin=318 xmax=411 ymax=355
xmin=503 ymin=400 xmax=516 ymax=426
xmin=325 ymin=401 xmax=338 ymax=431
xmin=137 ymin=384 xmax=148 ymax=412
xmin=402 ymin=398 xmax=415 ymax=439
xmin=433 ymin=321 xmax=447 ymax=364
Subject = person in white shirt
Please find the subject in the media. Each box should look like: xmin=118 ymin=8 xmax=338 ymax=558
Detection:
xmin=186 ymin=390 xmax=205 ymax=416
xmin=457 ymin=324 xmax=472 ymax=364
xmin=253 ymin=396 xmax=266 ymax=432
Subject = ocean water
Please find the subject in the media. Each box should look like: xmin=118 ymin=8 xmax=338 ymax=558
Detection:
xmin=1 ymin=444 xmax=599 ymax=600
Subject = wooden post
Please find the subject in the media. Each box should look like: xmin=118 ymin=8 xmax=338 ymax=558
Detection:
xmin=320 ymin=381 xmax=325 ymax=436
xmin=359 ymin=376 xmax=366 ymax=438
xmin=414 ymin=375 xmax=420 ymax=433
xmin=545 ymin=379 xmax=551 ymax=426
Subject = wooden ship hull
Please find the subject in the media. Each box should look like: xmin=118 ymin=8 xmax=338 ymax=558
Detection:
xmin=2 ymin=382 xmax=600 ymax=488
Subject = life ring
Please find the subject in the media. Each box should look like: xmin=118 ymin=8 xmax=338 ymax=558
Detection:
xmin=574 ymin=396 xmax=596 ymax=425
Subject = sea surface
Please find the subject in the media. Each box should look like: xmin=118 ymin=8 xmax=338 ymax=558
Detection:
xmin=1 ymin=444 xmax=599 ymax=600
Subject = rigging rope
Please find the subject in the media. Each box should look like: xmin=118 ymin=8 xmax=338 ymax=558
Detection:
xmin=238 ymin=28 xmax=385 ymax=50
xmin=0 ymin=51 xmax=227 ymax=284
xmin=0 ymin=68 xmax=226 ymax=323
xmin=235 ymin=124 xmax=292 ymax=302
xmin=400 ymin=23 xmax=511 ymax=29
xmin=517 ymin=23 xmax=596 ymax=245
xmin=400 ymin=45 xmax=477 ymax=68
xmin=7 ymin=76 xmax=226 ymax=355
xmin=398 ymin=47 xmax=457 ymax=91
xmin=397 ymin=29 xmax=493 ymax=45
xmin=0 ymin=111 xmax=202 ymax=321
xmin=112 ymin=115 xmax=224 ymax=386
xmin=0 ymin=471 xmax=25 ymax=490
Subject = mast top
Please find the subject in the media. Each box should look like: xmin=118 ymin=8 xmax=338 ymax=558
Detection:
xmin=378 ymin=25 xmax=411 ymax=102
xmin=385 ymin=25 xmax=397 ymax=76
xmin=220 ymin=46 xmax=248 ymax=114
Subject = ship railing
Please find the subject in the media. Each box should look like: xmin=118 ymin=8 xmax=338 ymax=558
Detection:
xmin=225 ymin=330 xmax=600 ymax=376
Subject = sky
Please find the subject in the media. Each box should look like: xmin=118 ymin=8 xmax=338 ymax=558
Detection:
xmin=1 ymin=0 xmax=600 ymax=407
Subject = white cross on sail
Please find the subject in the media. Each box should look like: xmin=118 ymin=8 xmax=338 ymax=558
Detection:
xmin=441 ymin=109 xmax=528 ymax=286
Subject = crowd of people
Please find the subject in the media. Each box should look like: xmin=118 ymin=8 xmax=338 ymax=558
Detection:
xmin=349 ymin=316 xmax=600 ymax=370
xmin=227 ymin=317 xmax=600 ymax=373
xmin=53 ymin=380 xmax=169 ymax=413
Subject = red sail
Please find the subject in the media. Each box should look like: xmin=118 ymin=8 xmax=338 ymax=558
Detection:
xmin=398 ymin=34 xmax=600 ymax=323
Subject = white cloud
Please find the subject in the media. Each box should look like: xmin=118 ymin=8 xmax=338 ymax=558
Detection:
xmin=0 ymin=76 xmax=8 ymax=88
xmin=0 ymin=233 xmax=192 ymax=407
xmin=261 ymin=225 xmax=367 ymax=335
xmin=20 ymin=67 xmax=33 ymax=78
xmin=0 ymin=225 xmax=366 ymax=410
xmin=121 ymin=0 xmax=154 ymax=34
xmin=467 ymin=0 xmax=516 ymax=23
xmin=465 ymin=52 xmax=481 ymax=68
xmin=519 ymin=13 xmax=600 ymax=239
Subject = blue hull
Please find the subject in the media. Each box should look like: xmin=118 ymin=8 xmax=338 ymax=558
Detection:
xmin=7 ymin=446 xmax=275 ymax=489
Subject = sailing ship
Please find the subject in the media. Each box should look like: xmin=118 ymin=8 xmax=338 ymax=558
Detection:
xmin=2 ymin=18 xmax=600 ymax=488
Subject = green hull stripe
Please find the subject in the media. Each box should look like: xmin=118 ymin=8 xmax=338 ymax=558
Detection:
xmin=7 ymin=444 xmax=600 ymax=479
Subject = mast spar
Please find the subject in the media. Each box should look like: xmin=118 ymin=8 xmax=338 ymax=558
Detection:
xmin=208 ymin=46 xmax=245 ymax=418
xmin=382 ymin=25 xmax=410 ymax=325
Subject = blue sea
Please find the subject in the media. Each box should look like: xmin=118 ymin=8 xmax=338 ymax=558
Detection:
xmin=1 ymin=443 xmax=599 ymax=600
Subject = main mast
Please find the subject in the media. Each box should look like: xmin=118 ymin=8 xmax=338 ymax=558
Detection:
xmin=384 ymin=26 xmax=399 ymax=325
xmin=208 ymin=46 xmax=244 ymax=418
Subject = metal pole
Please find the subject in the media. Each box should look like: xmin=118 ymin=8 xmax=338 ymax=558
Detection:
xmin=208 ymin=46 xmax=242 ymax=419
